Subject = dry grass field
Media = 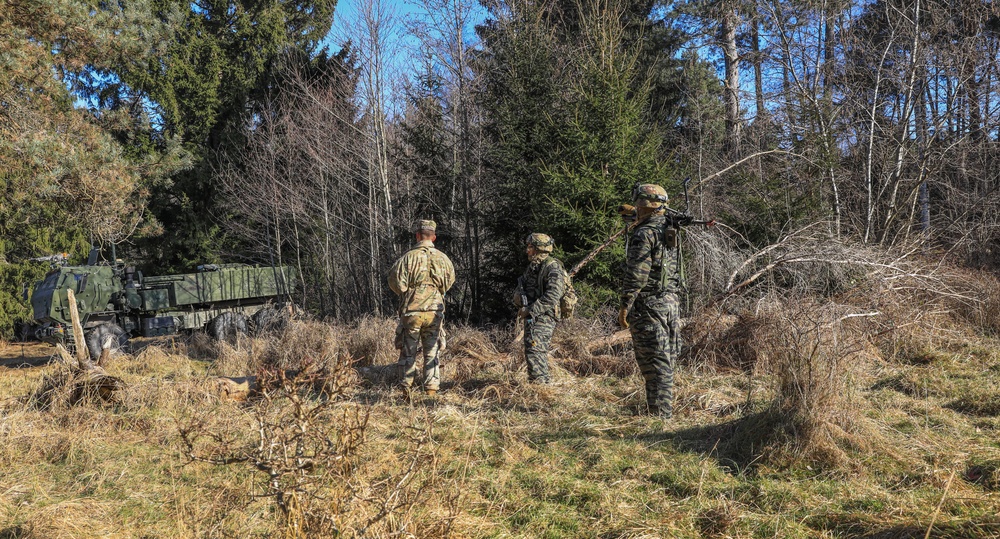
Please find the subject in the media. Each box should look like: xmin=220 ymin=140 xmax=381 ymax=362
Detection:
xmin=2 ymin=287 xmax=1000 ymax=537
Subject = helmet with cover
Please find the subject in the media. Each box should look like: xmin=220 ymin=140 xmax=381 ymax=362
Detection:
xmin=525 ymin=233 xmax=555 ymax=253
xmin=632 ymin=184 xmax=668 ymax=209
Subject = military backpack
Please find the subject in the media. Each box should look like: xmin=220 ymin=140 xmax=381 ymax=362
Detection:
xmin=537 ymin=258 xmax=578 ymax=319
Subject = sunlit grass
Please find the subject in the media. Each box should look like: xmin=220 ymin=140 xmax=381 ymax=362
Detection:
xmin=1 ymin=310 xmax=1000 ymax=538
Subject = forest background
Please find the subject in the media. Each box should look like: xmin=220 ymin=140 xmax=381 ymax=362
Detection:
xmin=2 ymin=0 xmax=1000 ymax=336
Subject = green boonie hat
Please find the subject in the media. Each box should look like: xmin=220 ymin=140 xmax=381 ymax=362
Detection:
xmin=416 ymin=219 xmax=436 ymax=233
xmin=526 ymin=233 xmax=554 ymax=252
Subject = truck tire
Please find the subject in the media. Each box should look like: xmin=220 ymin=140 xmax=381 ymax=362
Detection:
xmin=251 ymin=305 xmax=291 ymax=336
xmin=209 ymin=312 xmax=248 ymax=343
xmin=85 ymin=323 xmax=129 ymax=361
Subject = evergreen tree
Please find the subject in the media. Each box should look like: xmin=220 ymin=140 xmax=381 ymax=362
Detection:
xmin=476 ymin=0 xmax=681 ymax=314
xmin=0 ymin=0 xmax=186 ymax=337
xmin=117 ymin=0 xmax=338 ymax=271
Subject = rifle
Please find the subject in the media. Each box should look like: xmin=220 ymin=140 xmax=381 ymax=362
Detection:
xmin=664 ymin=207 xmax=715 ymax=228
xmin=664 ymin=178 xmax=715 ymax=228
xmin=512 ymin=277 xmax=530 ymax=354
xmin=570 ymin=189 xmax=715 ymax=278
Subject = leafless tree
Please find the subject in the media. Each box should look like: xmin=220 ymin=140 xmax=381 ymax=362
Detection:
xmin=401 ymin=0 xmax=486 ymax=320
xmin=334 ymin=0 xmax=405 ymax=316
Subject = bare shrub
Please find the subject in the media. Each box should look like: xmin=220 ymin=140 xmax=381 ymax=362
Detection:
xmin=179 ymin=349 xmax=442 ymax=537
xmin=684 ymin=222 xmax=748 ymax=311
xmin=839 ymin=258 xmax=986 ymax=365
xmin=709 ymin=225 xmax=998 ymax=367
xmin=926 ymin=266 xmax=1000 ymax=335
xmin=724 ymin=298 xmax=883 ymax=469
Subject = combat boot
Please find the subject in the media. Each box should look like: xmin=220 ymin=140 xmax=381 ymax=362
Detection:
xmin=648 ymin=405 xmax=672 ymax=420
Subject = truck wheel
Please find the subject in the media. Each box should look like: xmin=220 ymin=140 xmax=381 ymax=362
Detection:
xmin=209 ymin=312 xmax=248 ymax=343
xmin=85 ymin=323 xmax=129 ymax=362
xmin=251 ymin=305 xmax=291 ymax=336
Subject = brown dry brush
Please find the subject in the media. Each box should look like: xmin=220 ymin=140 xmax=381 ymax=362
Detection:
xmin=178 ymin=365 xmax=443 ymax=537
xmin=684 ymin=223 xmax=1000 ymax=469
xmin=445 ymin=324 xmax=514 ymax=384
xmin=179 ymin=366 xmax=363 ymax=537
xmin=755 ymin=299 xmax=882 ymax=468
xmin=692 ymin=222 xmax=1000 ymax=369
xmin=27 ymin=349 xmax=125 ymax=411
xmin=551 ymin=308 xmax=637 ymax=377
xmin=176 ymin=320 xmax=452 ymax=537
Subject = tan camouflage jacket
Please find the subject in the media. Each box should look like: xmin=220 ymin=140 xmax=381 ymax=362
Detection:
xmin=388 ymin=240 xmax=456 ymax=315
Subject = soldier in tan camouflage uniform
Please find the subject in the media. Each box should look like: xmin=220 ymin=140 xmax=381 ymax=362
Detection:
xmin=513 ymin=233 xmax=566 ymax=384
xmin=388 ymin=219 xmax=456 ymax=396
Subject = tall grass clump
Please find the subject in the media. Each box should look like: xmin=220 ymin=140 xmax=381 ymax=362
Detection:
xmin=749 ymin=299 xmax=881 ymax=468
xmin=342 ymin=316 xmax=397 ymax=367
xmin=445 ymin=323 xmax=516 ymax=385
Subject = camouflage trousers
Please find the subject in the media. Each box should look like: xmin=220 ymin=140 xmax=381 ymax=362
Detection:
xmin=627 ymin=292 xmax=681 ymax=417
xmin=523 ymin=312 xmax=557 ymax=383
xmin=397 ymin=311 xmax=444 ymax=391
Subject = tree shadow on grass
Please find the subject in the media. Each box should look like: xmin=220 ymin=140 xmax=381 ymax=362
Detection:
xmin=0 ymin=342 xmax=57 ymax=369
xmin=636 ymin=410 xmax=787 ymax=476
xmin=805 ymin=517 xmax=1000 ymax=538
xmin=0 ymin=353 xmax=55 ymax=369
xmin=651 ymin=415 xmax=1000 ymax=539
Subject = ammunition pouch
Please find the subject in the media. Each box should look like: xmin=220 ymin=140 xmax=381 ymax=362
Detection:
xmin=394 ymin=321 xmax=404 ymax=350
xmin=664 ymin=227 xmax=678 ymax=248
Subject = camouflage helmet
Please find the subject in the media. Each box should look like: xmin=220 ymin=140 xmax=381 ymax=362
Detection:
xmin=415 ymin=219 xmax=437 ymax=234
xmin=525 ymin=233 xmax=554 ymax=252
xmin=632 ymin=183 xmax=668 ymax=209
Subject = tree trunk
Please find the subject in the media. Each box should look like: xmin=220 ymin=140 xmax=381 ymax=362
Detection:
xmin=720 ymin=4 xmax=742 ymax=157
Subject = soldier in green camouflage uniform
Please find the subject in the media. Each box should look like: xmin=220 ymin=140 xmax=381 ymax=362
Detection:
xmin=388 ymin=219 xmax=456 ymax=396
xmin=618 ymin=184 xmax=681 ymax=418
xmin=513 ymin=233 xmax=566 ymax=384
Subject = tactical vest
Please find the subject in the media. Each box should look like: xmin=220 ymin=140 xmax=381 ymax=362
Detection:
xmin=634 ymin=218 xmax=682 ymax=296
xmin=534 ymin=257 xmax=577 ymax=319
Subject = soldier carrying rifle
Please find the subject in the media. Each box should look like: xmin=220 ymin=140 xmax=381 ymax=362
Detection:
xmin=512 ymin=233 xmax=567 ymax=385
xmin=618 ymin=183 xmax=712 ymax=419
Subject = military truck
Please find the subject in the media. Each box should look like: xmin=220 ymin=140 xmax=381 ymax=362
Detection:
xmin=30 ymin=246 xmax=298 ymax=359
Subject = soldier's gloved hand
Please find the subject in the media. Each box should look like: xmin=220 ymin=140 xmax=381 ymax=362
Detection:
xmin=617 ymin=307 xmax=629 ymax=329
